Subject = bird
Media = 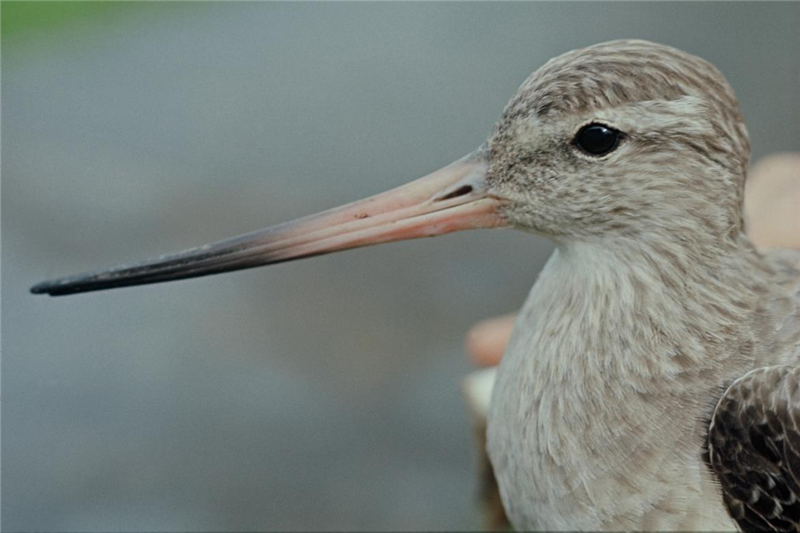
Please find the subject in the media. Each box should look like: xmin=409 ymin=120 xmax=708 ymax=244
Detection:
xmin=31 ymin=40 xmax=800 ymax=531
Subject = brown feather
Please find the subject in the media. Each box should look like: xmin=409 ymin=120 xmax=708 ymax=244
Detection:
xmin=709 ymin=366 xmax=800 ymax=532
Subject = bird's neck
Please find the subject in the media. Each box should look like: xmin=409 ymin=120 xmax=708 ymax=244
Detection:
xmin=487 ymin=235 xmax=768 ymax=529
xmin=524 ymin=233 xmax=770 ymax=381
xmin=493 ymin=232 xmax=772 ymax=433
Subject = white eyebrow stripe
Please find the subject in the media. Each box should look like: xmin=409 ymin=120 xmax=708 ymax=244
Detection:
xmin=592 ymin=96 xmax=715 ymax=136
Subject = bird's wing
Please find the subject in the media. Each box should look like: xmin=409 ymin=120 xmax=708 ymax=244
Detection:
xmin=708 ymin=365 xmax=800 ymax=532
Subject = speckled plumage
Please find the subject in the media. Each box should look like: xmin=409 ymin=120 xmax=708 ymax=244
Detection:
xmin=485 ymin=40 xmax=800 ymax=530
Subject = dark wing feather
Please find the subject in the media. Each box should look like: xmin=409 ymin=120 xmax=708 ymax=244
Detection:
xmin=709 ymin=365 xmax=800 ymax=532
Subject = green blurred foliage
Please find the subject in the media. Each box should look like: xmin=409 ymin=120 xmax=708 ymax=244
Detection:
xmin=2 ymin=2 xmax=118 ymax=37
xmin=1 ymin=2 xmax=189 ymax=54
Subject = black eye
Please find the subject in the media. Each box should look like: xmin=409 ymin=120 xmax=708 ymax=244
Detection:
xmin=573 ymin=124 xmax=621 ymax=156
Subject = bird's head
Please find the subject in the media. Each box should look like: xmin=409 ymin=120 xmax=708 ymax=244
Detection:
xmin=486 ymin=39 xmax=749 ymax=243
xmin=32 ymin=40 xmax=750 ymax=296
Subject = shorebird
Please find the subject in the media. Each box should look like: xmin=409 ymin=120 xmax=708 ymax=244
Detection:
xmin=33 ymin=40 xmax=800 ymax=531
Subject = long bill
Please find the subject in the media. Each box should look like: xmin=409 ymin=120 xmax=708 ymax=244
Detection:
xmin=31 ymin=147 xmax=509 ymax=296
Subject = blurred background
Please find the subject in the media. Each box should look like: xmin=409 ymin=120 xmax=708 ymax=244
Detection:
xmin=3 ymin=2 xmax=799 ymax=531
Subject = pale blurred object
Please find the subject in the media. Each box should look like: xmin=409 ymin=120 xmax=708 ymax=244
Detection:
xmin=462 ymin=368 xmax=508 ymax=531
xmin=465 ymin=314 xmax=515 ymax=369
xmin=744 ymin=153 xmax=800 ymax=250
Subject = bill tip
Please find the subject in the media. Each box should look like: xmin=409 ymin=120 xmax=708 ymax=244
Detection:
xmin=30 ymin=281 xmax=54 ymax=295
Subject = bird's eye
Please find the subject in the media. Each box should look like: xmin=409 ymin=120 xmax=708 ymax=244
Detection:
xmin=573 ymin=124 xmax=621 ymax=156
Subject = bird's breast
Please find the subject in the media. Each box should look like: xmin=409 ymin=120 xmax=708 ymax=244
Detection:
xmin=485 ymin=249 xmax=736 ymax=531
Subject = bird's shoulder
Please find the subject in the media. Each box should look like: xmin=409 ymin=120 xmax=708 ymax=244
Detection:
xmin=759 ymin=248 xmax=800 ymax=364
xmin=763 ymin=248 xmax=800 ymax=302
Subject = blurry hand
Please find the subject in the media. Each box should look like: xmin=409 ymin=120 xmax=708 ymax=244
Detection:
xmin=465 ymin=153 xmax=800 ymax=368
xmin=745 ymin=153 xmax=800 ymax=250
xmin=465 ymin=313 xmax=516 ymax=368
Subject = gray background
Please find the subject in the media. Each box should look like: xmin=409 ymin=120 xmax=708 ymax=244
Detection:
xmin=3 ymin=2 xmax=799 ymax=531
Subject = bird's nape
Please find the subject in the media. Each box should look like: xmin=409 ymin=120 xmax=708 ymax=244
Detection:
xmin=31 ymin=148 xmax=509 ymax=296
